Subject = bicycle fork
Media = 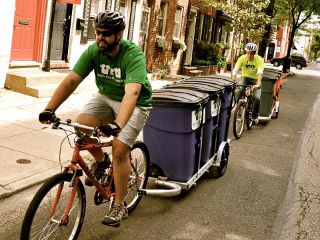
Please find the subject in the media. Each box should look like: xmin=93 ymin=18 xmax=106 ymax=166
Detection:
xmin=49 ymin=170 xmax=80 ymax=226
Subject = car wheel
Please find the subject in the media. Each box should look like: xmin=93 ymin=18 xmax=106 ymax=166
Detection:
xmin=273 ymin=61 xmax=280 ymax=67
xmin=296 ymin=64 xmax=302 ymax=70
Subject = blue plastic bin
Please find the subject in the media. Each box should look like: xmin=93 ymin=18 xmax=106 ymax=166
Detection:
xmin=185 ymin=77 xmax=236 ymax=153
xmin=143 ymin=89 xmax=209 ymax=182
xmin=164 ymin=82 xmax=222 ymax=166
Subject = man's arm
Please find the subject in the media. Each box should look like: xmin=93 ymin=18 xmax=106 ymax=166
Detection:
xmin=232 ymin=66 xmax=240 ymax=81
xmin=45 ymin=71 xmax=83 ymax=111
xmin=232 ymin=55 xmax=243 ymax=81
xmin=114 ymin=83 xmax=142 ymax=129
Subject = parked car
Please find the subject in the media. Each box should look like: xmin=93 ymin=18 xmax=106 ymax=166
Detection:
xmin=270 ymin=55 xmax=307 ymax=70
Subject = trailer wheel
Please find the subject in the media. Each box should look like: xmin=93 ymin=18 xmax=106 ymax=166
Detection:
xmin=208 ymin=142 xmax=230 ymax=178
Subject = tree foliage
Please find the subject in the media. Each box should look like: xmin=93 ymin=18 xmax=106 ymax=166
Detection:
xmin=274 ymin=0 xmax=320 ymax=59
xmin=203 ymin=0 xmax=270 ymax=70
xmin=203 ymin=0 xmax=270 ymax=42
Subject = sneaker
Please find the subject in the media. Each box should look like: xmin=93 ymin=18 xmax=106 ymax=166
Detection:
xmin=85 ymin=153 xmax=111 ymax=186
xmin=102 ymin=202 xmax=128 ymax=227
xmin=253 ymin=118 xmax=259 ymax=125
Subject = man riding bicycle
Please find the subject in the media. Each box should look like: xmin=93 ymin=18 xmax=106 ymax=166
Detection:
xmin=232 ymin=43 xmax=264 ymax=124
xmin=39 ymin=10 xmax=152 ymax=227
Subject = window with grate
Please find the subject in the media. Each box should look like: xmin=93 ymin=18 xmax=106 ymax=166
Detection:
xmin=173 ymin=6 xmax=183 ymax=39
xmin=87 ymin=0 xmax=100 ymax=40
xmin=157 ymin=1 xmax=168 ymax=36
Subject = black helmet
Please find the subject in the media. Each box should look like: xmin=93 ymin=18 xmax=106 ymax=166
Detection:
xmin=94 ymin=10 xmax=125 ymax=32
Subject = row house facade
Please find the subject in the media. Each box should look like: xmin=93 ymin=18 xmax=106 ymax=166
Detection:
xmin=0 ymin=0 xmax=296 ymax=90
xmin=0 ymin=0 xmax=234 ymax=89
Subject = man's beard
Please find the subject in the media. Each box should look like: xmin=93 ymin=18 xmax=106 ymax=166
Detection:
xmin=98 ymin=38 xmax=119 ymax=55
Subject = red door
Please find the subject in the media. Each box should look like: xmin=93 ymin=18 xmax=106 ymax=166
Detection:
xmin=11 ymin=0 xmax=38 ymax=60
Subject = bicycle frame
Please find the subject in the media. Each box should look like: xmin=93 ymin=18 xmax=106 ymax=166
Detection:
xmin=49 ymin=138 xmax=114 ymax=225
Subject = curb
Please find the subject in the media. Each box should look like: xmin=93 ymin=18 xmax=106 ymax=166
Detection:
xmin=0 ymin=165 xmax=62 ymax=200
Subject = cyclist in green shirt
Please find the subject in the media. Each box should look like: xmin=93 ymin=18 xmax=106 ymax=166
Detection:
xmin=232 ymin=43 xmax=264 ymax=124
xmin=39 ymin=10 xmax=152 ymax=227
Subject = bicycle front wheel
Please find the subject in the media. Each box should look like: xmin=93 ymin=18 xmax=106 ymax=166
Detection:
xmin=21 ymin=173 xmax=86 ymax=240
xmin=125 ymin=141 xmax=150 ymax=212
xmin=233 ymin=102 xmax=246 ymax=139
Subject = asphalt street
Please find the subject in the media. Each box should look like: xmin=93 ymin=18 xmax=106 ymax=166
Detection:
xmin=0 ymin=63 xmax=320 ymax=239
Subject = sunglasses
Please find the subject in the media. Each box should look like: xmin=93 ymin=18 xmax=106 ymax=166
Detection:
xmin=95 ymin=30 xmax=113 ymax=37
xmin=246 ymin=52 xmax=255 ymax=55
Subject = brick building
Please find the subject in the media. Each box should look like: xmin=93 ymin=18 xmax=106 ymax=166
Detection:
xmin=145 ymin=0 xmax=233 ymax=76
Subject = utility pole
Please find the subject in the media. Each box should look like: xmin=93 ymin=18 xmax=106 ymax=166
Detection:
xmin=42 ymin=0 xmax=57 ymax=72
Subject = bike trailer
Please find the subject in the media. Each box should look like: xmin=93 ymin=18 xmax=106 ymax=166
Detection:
xmin=259 ymin=70 xmax=284 ymax=121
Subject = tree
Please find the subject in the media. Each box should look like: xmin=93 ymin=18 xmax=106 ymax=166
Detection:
xmin=275 ymin=0 xmax=320 ymax=71
xmin=258 ymin=0 xmax=276 ymax=58
xmin=203 ymin=0 xmax=270 ymax=71
xmin=310 ymin=34 xmax=320 ymax=59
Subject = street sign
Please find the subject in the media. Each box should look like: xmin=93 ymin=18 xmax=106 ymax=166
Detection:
xmin=57 ymin=0 xmax=81 ymax=4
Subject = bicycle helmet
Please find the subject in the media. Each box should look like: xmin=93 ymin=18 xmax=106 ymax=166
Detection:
xmin=244 ymin=43 xmax=257 ymax=52
xmin=94 ymin=10 xmax=125 ymax=32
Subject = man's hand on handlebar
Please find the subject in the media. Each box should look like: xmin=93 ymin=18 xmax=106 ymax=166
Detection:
xmin=98 ymin=122 xmax=121 ymax=137
xmin=39 ymin=109 xmax=56 ymax=124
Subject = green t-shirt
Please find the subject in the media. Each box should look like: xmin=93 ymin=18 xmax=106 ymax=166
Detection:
xmin=73 ymin=39 xmax=152 ymax=107
xmin=235 ymin=54 xmax=264 ymax=79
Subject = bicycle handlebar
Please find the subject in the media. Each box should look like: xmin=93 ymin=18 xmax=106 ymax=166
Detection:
xmin=51 ymin=118 xmax=98 ymax=138
xmin=236 ymin=84 xmax=261 ymax=89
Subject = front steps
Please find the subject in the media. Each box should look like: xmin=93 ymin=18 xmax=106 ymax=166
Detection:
xmin=5 ymin=68 xmax=67 ymax=98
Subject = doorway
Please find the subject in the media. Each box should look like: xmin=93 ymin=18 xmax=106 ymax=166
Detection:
xmin=139 ymin=6 xmax=151 ymax=53
xmin=50 ymin=3 xmax=73 ymax=61
xmin=11 ymin=0 xmax=43 ymax=61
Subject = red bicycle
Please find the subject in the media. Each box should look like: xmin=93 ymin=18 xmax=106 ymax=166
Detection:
xmin=20 ymin=118 xmax=150 ymax=239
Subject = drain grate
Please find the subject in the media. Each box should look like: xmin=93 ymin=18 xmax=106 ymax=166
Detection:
xmin=16 ymin=159 xmax=32 ymax=164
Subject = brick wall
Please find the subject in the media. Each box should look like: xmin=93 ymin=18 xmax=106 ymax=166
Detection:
xmin=146 ymin=0 xmax=188 ymax=75
xmin=145 ymin=0 xmax=218 ymax=75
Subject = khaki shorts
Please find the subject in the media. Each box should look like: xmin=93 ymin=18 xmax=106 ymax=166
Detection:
xmin=80 ymin=92 xmax=151 ymax=147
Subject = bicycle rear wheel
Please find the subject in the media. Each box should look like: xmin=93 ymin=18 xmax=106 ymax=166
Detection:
xmin=233 ymin=102 xmax=246 ymax=139
xmin=20 ymin=173 xmax=86 ymax=240
xmin=125 ymin=141 xmax=150 ymax=212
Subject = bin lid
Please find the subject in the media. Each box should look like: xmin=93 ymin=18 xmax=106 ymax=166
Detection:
xmin=262 ymin=74 xmax=278 ymax=82
xmin=164 ymin=82 xmax=222 ymax=96
xmin=193 ymin=76 xmax=234 ymax=85
xmin=263 ymin=68 xmax=283 ymax=79
xmin=182 ymin=81 xmax=225 ymax=92
xmin=152 ymin=88 xmax=209 ymax=106
xmin=264 ymin=67 xmax=282 ymax=75
xmin=183 ymin=77 xmax=235 ymax=90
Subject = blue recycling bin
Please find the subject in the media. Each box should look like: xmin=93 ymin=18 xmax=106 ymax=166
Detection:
xmin=164 ymin=82 xmax=222 ymax=166
xmin=143 ymin=89 xmax=209 ymax=182
xmin=185 ymin=77 xmax=236 ymax=153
